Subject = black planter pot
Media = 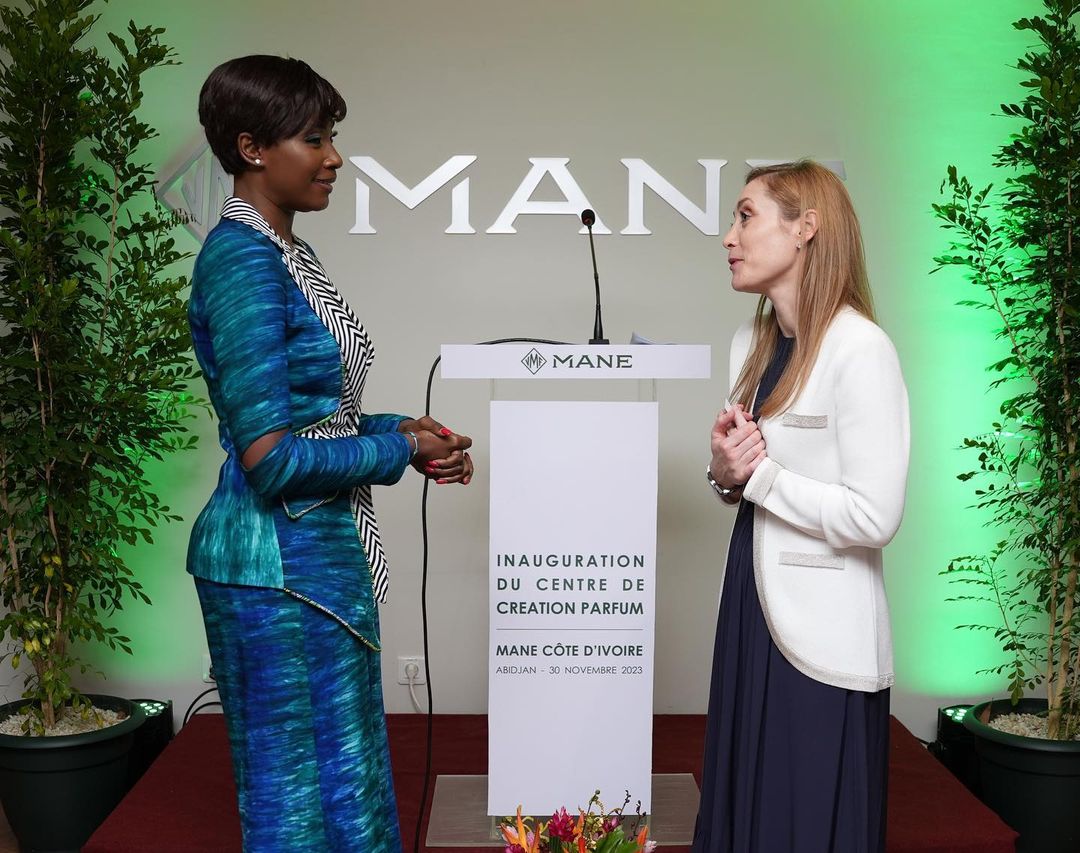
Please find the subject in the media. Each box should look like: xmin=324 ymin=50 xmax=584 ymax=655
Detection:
xmin=963 ymin=698 xmax=1080 ymax=853
xmin=0 ymin=694 xmax=146 ymax=853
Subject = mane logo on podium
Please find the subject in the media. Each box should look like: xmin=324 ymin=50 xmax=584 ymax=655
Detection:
xmin=521 ymin=349 xmax=547 ymax=374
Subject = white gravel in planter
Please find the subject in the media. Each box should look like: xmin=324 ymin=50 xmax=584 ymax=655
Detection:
xmin=0 ymin=705 xmax=127 ymax=737
xmin=989 ymin=712 xmax=1080 ymax=741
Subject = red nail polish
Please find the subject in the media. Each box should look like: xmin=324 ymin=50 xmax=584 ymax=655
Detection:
xmin=440 ymin=427 xmax=452 ymax=436
xmin=437 ymin=478 xmax=447 ymax=484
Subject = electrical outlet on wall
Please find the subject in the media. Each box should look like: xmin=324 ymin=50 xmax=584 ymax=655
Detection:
xmin=397 ymin=656 xmax=425 ymax=685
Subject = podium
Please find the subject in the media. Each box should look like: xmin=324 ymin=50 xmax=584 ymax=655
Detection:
xmin=432 ymin=342 xmax=710 ymax=835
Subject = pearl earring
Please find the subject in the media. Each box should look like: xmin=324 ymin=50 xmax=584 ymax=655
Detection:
xmin=254 ymin=158 xmax=262 ymax=165
xmin=796 ymin=242 xmax=802 ymax=250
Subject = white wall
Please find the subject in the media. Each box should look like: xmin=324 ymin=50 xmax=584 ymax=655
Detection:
xmin=0 ymin=0 xmax=1036 ymax=742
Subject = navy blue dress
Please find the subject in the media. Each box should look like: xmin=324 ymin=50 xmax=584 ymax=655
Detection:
xmin=692 ymin=335 xmax=890 ymax=853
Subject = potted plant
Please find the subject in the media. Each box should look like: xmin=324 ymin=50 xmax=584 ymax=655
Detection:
xmin=0 ymin=0 xmax=201 ymax=848
xmin=934 ymin=1 xmax=1080 ymax=850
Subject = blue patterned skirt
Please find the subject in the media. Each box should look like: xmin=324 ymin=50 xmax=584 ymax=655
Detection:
xmin=196 ymin=579 xmax=400 ymax=852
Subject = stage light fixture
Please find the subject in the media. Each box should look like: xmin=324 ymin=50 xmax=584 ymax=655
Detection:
xmin=928 ymin=704 xmax=979 ymax=794
xmin=128 ymin=698 xmax=175 ymax=787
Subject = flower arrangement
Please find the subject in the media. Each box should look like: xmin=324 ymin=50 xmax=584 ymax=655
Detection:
xmin=500 ymin=791 xmax=655 ymax=853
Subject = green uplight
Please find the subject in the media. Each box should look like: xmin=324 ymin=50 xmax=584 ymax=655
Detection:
xmin=136 ymin=700 xmax=168 ymax=717
xmin=943 ymin=706 xmax=971 ymax=723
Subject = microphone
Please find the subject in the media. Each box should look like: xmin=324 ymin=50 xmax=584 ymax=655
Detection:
xmin=580 ymin=209 xmax=608 ymax=345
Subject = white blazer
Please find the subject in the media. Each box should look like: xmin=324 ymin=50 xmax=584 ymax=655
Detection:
xmin=729 ymin=306 xmax=910 ymax=692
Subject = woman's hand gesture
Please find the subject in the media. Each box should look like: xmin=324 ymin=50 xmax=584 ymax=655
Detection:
xmin=400 ymin=416 xmax=474 ymax=485
xmin=709 ymin=404 xmax=766 ymax=489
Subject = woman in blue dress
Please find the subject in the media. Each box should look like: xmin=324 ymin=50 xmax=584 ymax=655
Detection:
xmin=187 ymin=55 xmax=472 ymax=852
xmin=695 ymin=161 xmax=910 ymax=853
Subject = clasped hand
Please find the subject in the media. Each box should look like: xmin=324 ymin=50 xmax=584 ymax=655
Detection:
xmin=709 ymin=403 xmax=766 ymax=489
xmin=399 ymin=416 xmax=474 ymax=485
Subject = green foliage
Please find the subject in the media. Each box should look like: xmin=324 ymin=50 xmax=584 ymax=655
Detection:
xmin=934 ymin=0 xmax=1080 ymax=739
xmin=0 ymin=0 xmax=204 ymax=732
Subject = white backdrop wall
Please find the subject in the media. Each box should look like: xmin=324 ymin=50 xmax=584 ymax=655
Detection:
xmin=0 ymin=0 xmax=1035 ymax=741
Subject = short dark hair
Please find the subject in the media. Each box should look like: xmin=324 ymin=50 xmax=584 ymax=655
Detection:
xmin=198 ymin=55 xmax=347 ymax=175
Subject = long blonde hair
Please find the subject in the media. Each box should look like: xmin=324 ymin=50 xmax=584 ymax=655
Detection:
xmin=731 ymin=160 xmax=875 ymax=418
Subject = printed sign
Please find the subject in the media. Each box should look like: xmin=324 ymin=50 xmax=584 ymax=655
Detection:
xmin=488 ymin=401 xmax=658 ymax=815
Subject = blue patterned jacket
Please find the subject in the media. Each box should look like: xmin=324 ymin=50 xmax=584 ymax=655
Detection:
xmin=186 ymin=218 xmax=414 ymax=591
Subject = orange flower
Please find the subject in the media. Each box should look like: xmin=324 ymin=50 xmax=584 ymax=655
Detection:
xmin=635 ymin=825 xmax=650 ymax=851
xmin=516 ymin=807 xmax=527 ymax=847
xmin=501 ymin=806 xmax=545 ymax=853
xmin=530 ymin=821 xmax=547 ymax=853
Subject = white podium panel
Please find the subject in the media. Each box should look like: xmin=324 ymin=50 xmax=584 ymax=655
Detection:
xmin=488 ymin=401 xmax=658 ymax=816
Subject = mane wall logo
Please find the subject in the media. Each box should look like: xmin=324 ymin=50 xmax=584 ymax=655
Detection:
xmin=156 ymin=139 xmax=234 ymax=243
xmin=155 ymin=140 xmax=845 ymax=244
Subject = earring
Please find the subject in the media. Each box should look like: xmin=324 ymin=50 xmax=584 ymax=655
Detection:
xmin=796 ymin=242 xmax=802 ymax=250
xmin=254 ymin=158 xmax=262 ymax=165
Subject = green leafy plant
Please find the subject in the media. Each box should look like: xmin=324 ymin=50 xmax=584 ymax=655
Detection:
xmin=934 ymin=0 xmax=1079 ymax=739
xmin=0 ymin=0 xmax=203 ymax=733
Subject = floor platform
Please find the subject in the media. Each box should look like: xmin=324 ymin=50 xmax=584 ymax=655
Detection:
xmin=78 ymin=714 xmax=1018 ymax=853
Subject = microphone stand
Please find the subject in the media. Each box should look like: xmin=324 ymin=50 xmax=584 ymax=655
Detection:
xmin=581 ymin=209 xmax=608 ymax=345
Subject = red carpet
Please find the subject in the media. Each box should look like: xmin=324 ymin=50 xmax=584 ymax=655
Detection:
xmin=85 ymin=714 xmax=1017 ymax=852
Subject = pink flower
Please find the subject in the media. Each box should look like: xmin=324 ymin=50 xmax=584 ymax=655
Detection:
xmin=602 ymin=816 xmax=620 ymax=834
xmin=644 ymin=841 xmax=658 ymax=853
xmin=548 ymin=807 xmax=575 ymax=842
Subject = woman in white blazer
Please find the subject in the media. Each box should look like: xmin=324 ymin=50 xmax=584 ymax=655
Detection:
xmin=691 ymin=160 xmax=909 ymax=853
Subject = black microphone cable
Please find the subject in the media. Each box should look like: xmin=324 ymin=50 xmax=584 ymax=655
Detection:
xmin=412 ymin=337 xmax=569 ymax=853
xmin=182 ymin=685 xmax=220 ymax=727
